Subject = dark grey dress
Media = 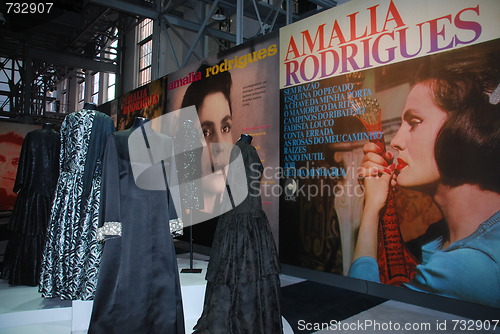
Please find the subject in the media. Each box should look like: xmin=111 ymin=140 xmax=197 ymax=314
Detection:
xmin=88 ymin=126 xmax=184 ymax=334
xmin=1 ymin=127 xmax=60 ymax=286
xmin=194 ymin=139 xmax=282 ymax=334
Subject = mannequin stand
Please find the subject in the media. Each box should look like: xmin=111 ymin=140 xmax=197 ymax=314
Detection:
xmin=181 ymin=213 xmax=202 ymax=273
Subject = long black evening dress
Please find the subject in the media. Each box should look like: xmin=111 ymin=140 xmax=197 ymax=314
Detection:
xmin=194 ymin=138 xmax=282 ymax=334
xmin=88 ymin=124 xmax=185 ymax=334
xmin=1 ymin=126 xmax=60 ymax=286
xmin=39 ymin=109 xmax=114 ymax=300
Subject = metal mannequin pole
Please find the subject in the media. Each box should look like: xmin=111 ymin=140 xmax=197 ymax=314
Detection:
xmin=181 ymin=211 xmax=202 ymax=273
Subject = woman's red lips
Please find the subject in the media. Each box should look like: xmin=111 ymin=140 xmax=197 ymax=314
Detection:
xmin=396 ymin=158 xmax=408 ymax=171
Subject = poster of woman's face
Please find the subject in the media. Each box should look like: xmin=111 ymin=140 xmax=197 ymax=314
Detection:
xmin=0 ymin=123 xmax=40 ymax=210
xmin=165 ymin=33 xmax=281 ymax=237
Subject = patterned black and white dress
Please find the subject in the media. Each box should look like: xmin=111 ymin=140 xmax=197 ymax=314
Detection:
xmin=39 ymin=109 xmax=114 ymax=300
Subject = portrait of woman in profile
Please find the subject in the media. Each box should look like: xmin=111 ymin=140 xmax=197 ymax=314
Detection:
xmin=349 ymin=42 xmax=500 ymax=308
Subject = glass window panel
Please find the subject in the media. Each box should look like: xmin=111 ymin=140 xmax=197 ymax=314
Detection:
xmin=79 ymin=82 xmax=85 ymax=100
xmin=139 ymin=18 xmax=152 ymax=42
xmin=92 ymin=73 xmax=100 ymax=94
xmin=109 ymin=73 xmax=115 ymax=86
xmin=137 ymin=18 xmax=153 ymax=88
xmin=107 ymin=86 xmax=115 ymax=101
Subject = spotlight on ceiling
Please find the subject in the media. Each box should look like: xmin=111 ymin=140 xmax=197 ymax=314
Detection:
xmin=212 ymin=7 xmax=226 ymax=21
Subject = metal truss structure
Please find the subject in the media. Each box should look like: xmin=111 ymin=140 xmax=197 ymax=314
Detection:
xmin=0 ymin=0 xmax=340 ymax=123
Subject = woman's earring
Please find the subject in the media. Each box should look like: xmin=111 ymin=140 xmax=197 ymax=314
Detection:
xmin=488 ymin=83 xmax=500 ymax=105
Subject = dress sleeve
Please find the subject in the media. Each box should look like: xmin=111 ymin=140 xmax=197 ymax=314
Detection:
xmin=348 ymin=256 xmax=381 ymax=283
xmin=97 ymin=134 xmax=122 ymax=242
xmin=167 ymin=138 xmax=183 ymax=237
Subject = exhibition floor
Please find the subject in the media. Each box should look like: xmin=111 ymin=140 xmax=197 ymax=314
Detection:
xmin=0 ymin=252 xmax=297 ymax=334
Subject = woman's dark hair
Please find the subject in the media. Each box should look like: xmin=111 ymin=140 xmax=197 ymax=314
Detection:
xmin=0 ymin=132 xmax=24 ymax=146
xmin=413 ymin=42 xmax=500 ymax=192
xmin=181 ymin=61 xmax=233 ymax=114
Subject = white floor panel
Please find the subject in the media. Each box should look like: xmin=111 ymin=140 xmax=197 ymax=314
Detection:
xmin=0 ymin=254 xmax=298 ymax=333
xmin=0 ymin=320 xmax=71 ymax=334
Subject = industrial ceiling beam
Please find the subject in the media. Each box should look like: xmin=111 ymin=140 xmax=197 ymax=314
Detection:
xmin=308 ymin=0 xmax=338 ymax=9
xmin=89 ymin=0 xmax=159 ymax=20
xmin=25 ymin=48 xmax=118 ymax=73
xmin=89 ymin=0 xmax=237 ymax=43
xmin=164 ymin=12 xmax=237 ymax=43
xmin=181 ymin=0 xmax=221 ymax=66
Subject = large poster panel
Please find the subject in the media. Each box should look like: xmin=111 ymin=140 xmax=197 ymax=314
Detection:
xmin=116 ymin=76 xmax=168 ymax=130
xmin=279 ymin=0 xmax=500 ymax=308
xmin=166 ymin=33 xmax=280 ymax=246
xmin=0 ymin=123 xmax=40 ymax=211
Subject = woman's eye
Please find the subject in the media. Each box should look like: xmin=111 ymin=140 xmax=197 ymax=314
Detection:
xmin=408 ymin=118 xmax=422 ymax=130
xmin=203 ymin=129 xmax=212 ymax=137
xmin=222 ymin=123 xmax=232 ymax=133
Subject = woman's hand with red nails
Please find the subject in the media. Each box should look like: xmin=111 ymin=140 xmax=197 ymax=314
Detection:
xmin=359 ymin=142 xmax=395 ymax=212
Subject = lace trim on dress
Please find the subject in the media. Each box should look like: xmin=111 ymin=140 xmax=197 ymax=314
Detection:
xmin=169 ymin=218 xmax=183 ymax=237
xmin=97 ymin=221 xmax=122 ymax=242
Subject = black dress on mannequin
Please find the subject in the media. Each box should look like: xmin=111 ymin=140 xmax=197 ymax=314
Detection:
xmin=88 ymin=117 xmax=185 ymax=333
xmin=1 ymin=125 xmax=60 ymax=286
xmin=194 ymin=134 xmax=282 ymax=333
xmin=239 ymin=133 xmax=253 ymax=144
xmin=131 ymin=116 xmax=149 ymax=128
